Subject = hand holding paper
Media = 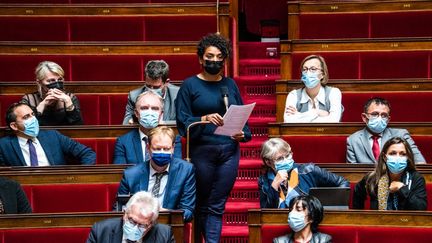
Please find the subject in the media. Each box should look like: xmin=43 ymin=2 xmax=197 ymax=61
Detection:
xmin=214 ymin=103 xmax=256 ymax=137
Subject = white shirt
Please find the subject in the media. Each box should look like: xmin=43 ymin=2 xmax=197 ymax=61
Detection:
xmin=18 ymin=136 xmax=50 ymax=166
xmin=148 ymin=163 xmax=170 ymax=206
xmin=283 ymin=86 xmax=342 ymax=123
xmin=138 ymin=130 xmax=148 ymax=162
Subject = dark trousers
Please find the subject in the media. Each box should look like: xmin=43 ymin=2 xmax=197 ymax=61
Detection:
xmin=191 ymin=142 xmax=240 ymax=243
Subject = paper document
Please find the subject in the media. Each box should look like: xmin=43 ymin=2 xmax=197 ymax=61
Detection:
xmin=214 ymin=103 xmax=256 ymax=136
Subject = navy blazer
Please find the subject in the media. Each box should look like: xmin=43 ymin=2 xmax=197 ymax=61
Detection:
xmin=0 ymin=176 xmax=32 ymax=214
xmin=0 ymin=130 xmax=96 ymax=166
xmin=117 ymin=158 xmax=196 ymax=222
xmin=113 ymin=129 xmax=182 ymax=165
xmin=86 ymin=218 xmax=174 ymax=243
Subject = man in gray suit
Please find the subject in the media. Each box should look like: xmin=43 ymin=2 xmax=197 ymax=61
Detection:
xmin=347 ymin=97 xmax=425 ymax=164
xmin=123 ymin=60 xmax=179 ymax=125
xmin=86 ymin=191 xmax=174 ymax=243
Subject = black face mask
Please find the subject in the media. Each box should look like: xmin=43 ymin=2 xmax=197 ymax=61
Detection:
xmin=204 ymin=60 xmax=224 ymax=75
xmin=46 ymin=81 xmax=64 ymax=90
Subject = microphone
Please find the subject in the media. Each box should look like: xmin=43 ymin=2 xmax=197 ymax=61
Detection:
xmin=221 ymin=86 xmax=229 ymax=111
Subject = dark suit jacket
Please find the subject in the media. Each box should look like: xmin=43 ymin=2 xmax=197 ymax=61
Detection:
xmin=0 ymin=130 xmax=96 ymax=166
xmin=346 ymin=127 xmax=425 ymax=164
xmin=117 ymin=158 xmax=195 ymax=222
xmin=86 ymin=218 xmax=174 ymax=243
xmin=113 ymin=129 xmax=182 ymax=165
xmin=0 ymin=176 xmax=32 ymax=214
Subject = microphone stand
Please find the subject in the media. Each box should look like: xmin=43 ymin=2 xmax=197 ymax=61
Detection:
xmin=185 ymin=120 xmax=210 ymax=162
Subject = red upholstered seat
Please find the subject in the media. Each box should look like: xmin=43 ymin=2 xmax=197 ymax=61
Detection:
xmin=75 ymin=138 xmax=117 ymax=164
xmin=0 ymin=17 xmax=69 ymax=41
xmin=357 ymin=226 xmax=432 ymax=243
xmin=0 ymin=95 xmax=22 ymax=126
xmin=371 ymin=12 xmax=432 ymax=38
xmin=342 ymin=92 xmax=432 ymax=122
xmin=0 ymin=56 xmax=71 ymax=82
xmin=299 ymin=14 xmax=369 ymax=39
xmin=282 ymin=136 xmax=347 ymax=164
xmin=291 ymin=51 xmax=431 ymax=80
xmin=77 ymin=94 xmax=127 ymax=125
xmin=23 ymin=184 xmax=119 ymax=213
xmin=2 ymin=228 xmax=90 ymax=243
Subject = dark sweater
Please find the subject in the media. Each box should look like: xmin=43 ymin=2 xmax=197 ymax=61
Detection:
xmin=176 ymin=75 xmax=251 ymax=145
xmin=0 ymin=177 xmax=32 ymax=214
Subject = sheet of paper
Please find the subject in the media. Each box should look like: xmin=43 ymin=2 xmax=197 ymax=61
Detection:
xmin=214 ymin=102 xmax=256 ymax=136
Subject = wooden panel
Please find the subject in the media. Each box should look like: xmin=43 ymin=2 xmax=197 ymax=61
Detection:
xmin=278 ymin=79 xmax=432 ymax=92
xmin=268 ymin=122 xmax=432 ymax=136
xmin=0 ymin=3 xmax=229 ymax=16
xmin=0 ymin=41 xmax=197 ymax=55
xmin=0 ymin=125 xmax=177 ymax=138
xmin=0 ymin=211 xmax=184 ymax=242
xmin=0 ymin=81 xmax=182 ymax=94
xmin=249 ymin=209 xmax=432 ymax=242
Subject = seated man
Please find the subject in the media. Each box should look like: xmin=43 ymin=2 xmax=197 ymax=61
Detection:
xmin=87 ymin=191 xmax=174 ymax=243
xmin=347 ymin=97 xmax=425 ymax=164
xmin=0 ymin=176 xmax=32 ymax=214
xmin=113 ymin=91 xmax=181 ymax=165
xmin=117 ymin=126 xmax=195 ymax=222
xmin=123 ymin=60 xmax=179 ymax=125
xmin=0 ymin=102 xmax=96 ymax=166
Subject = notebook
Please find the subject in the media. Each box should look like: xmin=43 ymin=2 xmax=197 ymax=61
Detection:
xmin=308 ymin=187 xmax=350 ymax=210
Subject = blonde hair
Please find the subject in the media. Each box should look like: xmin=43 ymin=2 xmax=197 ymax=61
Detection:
xmin=300 ymin=55 xmax=329 ymax=85
xmin=260 ymin=138 xmax=291 ymax=164
xmin=148 ymin=126 xmax=175 ymax=145
xmin=35 ymin=61 xmax=64 ymax=81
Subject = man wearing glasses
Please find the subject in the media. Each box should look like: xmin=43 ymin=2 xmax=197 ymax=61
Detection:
xmin=86 ymin=191 xmax=174 ymax=243
xmin=346 ymin=97 xmax=426 ymax=164
xmin=123 ymin=60 xmax=179 ymax=125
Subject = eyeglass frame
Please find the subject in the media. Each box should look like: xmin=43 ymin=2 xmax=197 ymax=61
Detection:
xmin=301 ymin=66 xmax=322 ymax=73
xmin=365 ymin=112 xmax=390 ymax=120
xmin=125 ymin=216 xmax=153 ymax=230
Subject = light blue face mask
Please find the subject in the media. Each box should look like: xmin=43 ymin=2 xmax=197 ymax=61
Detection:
xmin=146 ymin=87 xmax=164 ymax=97
xmin=123 ymin=220 xmax=145 ymax=241
xmin=274 ymin=155 xmax=294 ymax=172
xmin=139 ymin=109 xmax=160 ymax=129
xmin=22 ymin=116 xmax=39 ymax=137
xmin=386 ymin=155 xmax=408 ymax=174
xmin=367 ymin=117 xmax=388 ymax=134
xmin=288 ymin=211 xmax=308 ymax=232
xmin=301 ymin=71 xmax=320 ymax=89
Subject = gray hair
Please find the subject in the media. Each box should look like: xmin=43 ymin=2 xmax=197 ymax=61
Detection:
xmin=260 ymin=138 xmax=291 ymax=163
xmin=124 ymin=191 xmax=159 ymax=222
xmin=135 ymin=90 xmax=164 ymax=111
xmin=145 ymin=60 xmax=169 ymax=83
xmin=35 ymin=61 xmax=64 ymax=81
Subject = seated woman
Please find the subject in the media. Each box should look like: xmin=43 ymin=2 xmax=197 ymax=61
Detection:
xmin=258 ymin=138 xmax=349 ymax=208
xmin=0 ymin=176 xmax=32 ymax=214
xmin=353 ymin=137 xmax=427 ymax=210
xmin=284 ymin=55 xmax=342 ymax=123
xmin=274 ymin=195 xmax=332 ymax=243
xmin=21 ymin=61 xmax=83 ymax=125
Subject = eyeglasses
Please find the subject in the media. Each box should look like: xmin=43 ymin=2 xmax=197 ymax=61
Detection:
xmin=126 ymin=217 xmax=152 ymax=230
xmin=302 ymin=67 xmax=322 ymax=73
xmin=269 ymin=152 xmax=292 ymax=164
xmin=366 ymin=112 xmax=390 ymax=119
xmin=44 ymin=77 xmax=64 ymax=83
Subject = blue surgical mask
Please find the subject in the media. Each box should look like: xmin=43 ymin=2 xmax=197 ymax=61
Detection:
xmin=22 ymin=116 xmax=39 ymax=137
xmin=386 ymin=155 xmax=408 ymax=174
xmin=151 ymin=151 xmax=172 ymax=167
xmin=274 ymin=155 xmax=294 ymax=172
xmin=288 ymin=211 xmax=307 ymax=232
xmin=301 ymin=71 xmax=320 ymax=89
xmin=367 ymin=117 xmax=388 ymax=134
xmin=123 ymin=221 xmax=145 ymax=241
xmin=139 ymin=110 xmax=159 ymax=129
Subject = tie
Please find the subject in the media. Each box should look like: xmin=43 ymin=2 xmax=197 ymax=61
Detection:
xmin=28 ymin=139 xmax=38 ymax=166
xmin=143 ymin=137 xmax=150 ymax=162
xmin=151 ymin=171 xmax=167 ymax=198
xmin=372 ymin=135 xmax=380 ymax=161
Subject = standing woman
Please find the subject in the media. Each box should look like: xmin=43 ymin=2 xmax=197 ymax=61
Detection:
xmin=176 ymin=33 xmax=251 ymax=242
xmin=21 ymin=61 xmax=83 ymax=125
xmin=284 ymin=55 xmax=342 ymax=123
xmin=353 ymin=137 xmax=427 ymax=210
